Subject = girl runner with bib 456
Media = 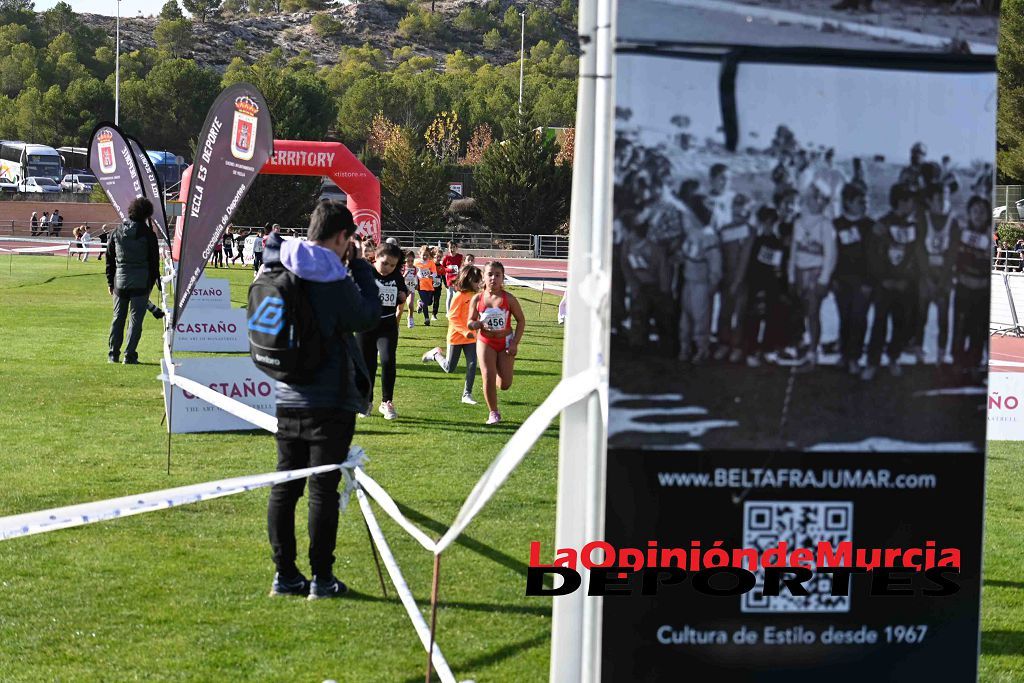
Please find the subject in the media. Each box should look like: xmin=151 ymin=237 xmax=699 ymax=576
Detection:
xmin=467 ymin=261 xmax=526 ymax=425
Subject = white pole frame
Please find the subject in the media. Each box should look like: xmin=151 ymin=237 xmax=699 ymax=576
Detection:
xmin=549 ymin=0 xmax=614 ymax=677
xmin=519 ymin=9 xmax=527 ymax=115
xmin=114 ymin=0 xmax=121 ymax=126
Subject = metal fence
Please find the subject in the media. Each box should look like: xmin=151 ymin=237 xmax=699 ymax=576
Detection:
xmin=381 ymin=230 xmax=568 ymax=257
xmin=994 ymin=249 xmax=1023 ymax=272
xmin=994 ymin=185 xmax=1023 ymax=222
xmin=535 ymin=234 xmax=569 ymax=259
xmin=0 ymin=221 xmax=572 ymax=259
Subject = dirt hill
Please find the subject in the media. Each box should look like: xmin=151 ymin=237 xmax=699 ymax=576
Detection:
xmin=78 ymin=0 xmax=576 ymax=72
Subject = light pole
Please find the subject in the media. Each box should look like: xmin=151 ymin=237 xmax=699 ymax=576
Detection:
xmin=518 ymin=9 xmax=526 ymax=115
xmin=114 ymin=0 xmax=121 ymax=125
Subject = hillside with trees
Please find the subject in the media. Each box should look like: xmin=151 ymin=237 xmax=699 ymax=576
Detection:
xmin=0 ymin=0 xmax=578 ymax=231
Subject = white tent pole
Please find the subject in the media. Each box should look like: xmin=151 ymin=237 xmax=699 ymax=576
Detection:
xmin=549 ymin=0 xmax=603 ymax=676
xmin=580 ymin=0 xmax=615 ymax=677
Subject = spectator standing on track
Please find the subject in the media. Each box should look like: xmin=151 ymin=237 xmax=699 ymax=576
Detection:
xmin=441 ymin=241 xmax=464 ymax=314
xmin=105 ymin=198 xmax=160 ymax=365
xmin=39 ymin=211 xmax=50 ymax=236
xmin=212 ymin=236 xmax=223 ymax=268
xmin=97 ymin=225 xmax=109 ymax=261
xmin=422 ymin=264 xmax=484 ymax=405
xmin=29 ymin=211 xmax=38 ymax=236
xmin=51 ymin=209 xmax=62 ymax=237
xmin=222 ymin=227 xmax=235 ymax=267
xmin=251 ymin=228 xmax=265 ymax=273
xmin=80 ymin=225 xmax=93 ymax=262
xmin=357 ymin=242 xmax=407 ymax=420
xmin=265 ymin=201 xmax=381 ymax=600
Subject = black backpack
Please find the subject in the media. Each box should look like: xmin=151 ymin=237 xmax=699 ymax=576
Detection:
xmin=247 ymin=264 xmax=325 ymax=383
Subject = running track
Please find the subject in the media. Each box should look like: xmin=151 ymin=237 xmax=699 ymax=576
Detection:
xmin=0 ymin=239 xmax=570 ymax=281
xmin=991 ymin=335 xmax=1024 ymax=373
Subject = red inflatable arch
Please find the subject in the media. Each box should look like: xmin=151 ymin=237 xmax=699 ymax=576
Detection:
xmin=172 ymin=139 xmax=381 ymax=259
xmin=261 ymin=139 xmax=381 ymax=242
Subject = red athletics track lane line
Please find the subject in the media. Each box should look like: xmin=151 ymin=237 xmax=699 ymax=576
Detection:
xmin=990 ymin=335 xmax=1024 ymax=362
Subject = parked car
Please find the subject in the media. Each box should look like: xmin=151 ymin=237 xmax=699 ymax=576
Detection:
xmin=0 ymin=179 xmax=17 ymax=193
xmin=23 ymin=177 xmax=60 ymax=193
xmin=60 ymin=173 xmax=97 ymax=193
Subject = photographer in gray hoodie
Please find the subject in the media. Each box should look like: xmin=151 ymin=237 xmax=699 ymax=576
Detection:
xmin=264 ymin=201 xmax=381 ymax=600
xmin=105 ymin=198 xmax=160 ymax=364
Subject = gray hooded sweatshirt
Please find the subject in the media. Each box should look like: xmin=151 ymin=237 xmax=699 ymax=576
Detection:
xmin=270 ymin=237 xmax=381 ymax=413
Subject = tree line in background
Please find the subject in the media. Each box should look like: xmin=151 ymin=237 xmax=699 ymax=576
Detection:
xmin=999 ymin=0 xmax=1024 ymax=184
xmin=0 ymin=0 xmax=575 ymax=232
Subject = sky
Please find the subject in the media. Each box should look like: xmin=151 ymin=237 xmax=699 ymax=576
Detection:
xmin=36 ymin=0 xmax=173 ymax=18
xmin=618 ymin=53 xmax=997 ymax=164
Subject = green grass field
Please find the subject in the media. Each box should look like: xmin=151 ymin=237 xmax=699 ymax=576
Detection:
xmin=0 ymin=257 xmax=1021 ymax=681
xmin=0 ymin=256 xmax=565 ymax=682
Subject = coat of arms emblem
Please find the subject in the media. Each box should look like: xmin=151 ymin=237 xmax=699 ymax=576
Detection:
xmin=97 ymin=129 xmax=116 ymax=174
xmin=231 ymin=96 xmax=259 ymax=161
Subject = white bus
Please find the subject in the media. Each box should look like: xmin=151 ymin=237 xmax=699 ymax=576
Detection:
xmin=0 ymin=142 xmax=63 ymax=188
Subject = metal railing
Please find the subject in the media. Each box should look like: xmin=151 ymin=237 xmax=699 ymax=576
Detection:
xmin=536 ymin=234 xmax=569 ymax=259
xmin=0 ymin=221 xmax=572 ymax=259
xmin=381 ymin=230 xmax=569 ymax=257
xmin=993 ymin=250 xmax=1024 ymax=272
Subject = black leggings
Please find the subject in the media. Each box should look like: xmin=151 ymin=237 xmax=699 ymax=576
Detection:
xmin=418 ymin=290 xmax=434 ymax=323
xmin=432 ymin=284 xmax=442 ymax=316
xmin=433 ymin=342 xmax=478 ymax=395
xmin=358 ymin=316 xmax=399 ymax=402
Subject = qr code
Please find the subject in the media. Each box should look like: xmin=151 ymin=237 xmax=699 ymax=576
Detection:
xmin=740 ymin=501 xmax=853 ymax=613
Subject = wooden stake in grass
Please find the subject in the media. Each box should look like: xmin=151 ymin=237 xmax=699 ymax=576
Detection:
xmin=425 ymin=553 xmax=441 ymax=683
xmin=363 ymin=515 xmax=388 ymax=598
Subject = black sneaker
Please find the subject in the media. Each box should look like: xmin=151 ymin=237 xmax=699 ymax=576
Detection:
xmin=123 ymin=357 xmax=139 ymax=365
xmin=269 ymin=572 xmax=310 ymax=597
xmin=107 ymin=354 xmax=119 ymax=364
xmin=308 ymin=574 xmax=348 ymax=600
xmin=150 ymin=307 xmax=165 ymax=320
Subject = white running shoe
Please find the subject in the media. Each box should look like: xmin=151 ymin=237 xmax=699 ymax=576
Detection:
xmin=432 ymin=315 xmax=438 ymax=321
xmin=379 ymin=401 xmax=397 ymax=420
xmin=407 ymin=318 xmax=414 ymax=329
xmin=462 ymin=393 xmax=478 ymax=405
xmin=421 ymin=347 xmax=441 ymax=363
xmin=486 ymin=411 xmax=501 ymax=425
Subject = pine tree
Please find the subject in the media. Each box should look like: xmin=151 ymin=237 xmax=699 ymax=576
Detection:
xmin=381 ymin=131 xmax=449 ymax=232
xmin=474 ymin=120 xmax=571 ymax=234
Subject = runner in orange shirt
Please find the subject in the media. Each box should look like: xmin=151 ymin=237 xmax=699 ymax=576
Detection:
xmin=414 ymin=244 xmax=438 ymax=326
xmin=422 ymin=265 xmax=484 ymax=404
